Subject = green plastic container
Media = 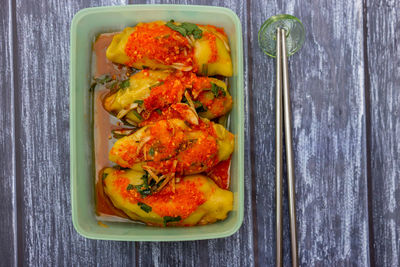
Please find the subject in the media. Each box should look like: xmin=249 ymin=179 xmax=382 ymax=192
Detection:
xmin=70 ymin=5 xmax=244 ymax=241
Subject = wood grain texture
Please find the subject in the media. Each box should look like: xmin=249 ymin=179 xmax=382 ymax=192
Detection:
xmin=2 ymin=0 xmax=399 ymax=265
xmin=249 ymin=0 xmax=370 ymax=265
xmin=366 ymin=0 xmax=400 ymax=266
xmin=12 ymin=0 xmax=139 ymax=266
xmin=0 ymin=1 xmax=17 ymax=266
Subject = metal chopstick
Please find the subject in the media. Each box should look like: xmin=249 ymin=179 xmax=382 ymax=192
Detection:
xmin=275 ymin=27 xmax=283 ymax=267
xmin=281 ymin=28 xmax=299 ymax=267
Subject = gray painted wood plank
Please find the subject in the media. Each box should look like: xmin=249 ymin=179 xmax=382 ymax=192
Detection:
xmin=249 ymin=0 xmax=370 ymax=266
xmin=13 ymin=1 xmax=139 ymax=266
xmin=366 ymin=0 xmax=400 ymax=266
xmin=0 ymin=1 xmax=17 ymax=266
xmin=135 ymin=1 xmax=255 ymax=266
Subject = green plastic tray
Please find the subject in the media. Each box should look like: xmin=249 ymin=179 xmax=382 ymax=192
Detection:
xmin=70 ymin=4 xmax=244 ymax=241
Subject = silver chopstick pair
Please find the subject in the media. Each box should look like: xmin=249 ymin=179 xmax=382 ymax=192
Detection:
xmin=275 ymin=28 xmax=298 ymax=267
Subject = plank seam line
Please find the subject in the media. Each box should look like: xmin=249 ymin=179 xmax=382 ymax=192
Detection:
xmin=10 ymin=0 xmax=24 ymax=266
xmin=135 ymin=242 xmax=139 ymax=266
xmin=245 ymin=0 xmax=259 ymax=266
xmin=8 ymin=0 xmax=18 ymax=266
xmin=362 ymin=0 xmax=375 ymax=266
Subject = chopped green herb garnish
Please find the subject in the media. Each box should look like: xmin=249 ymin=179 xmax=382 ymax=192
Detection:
xmin=135 ymin=172 xmax=152 ymax=197
xmin=131 ymin=110 xmax=143 ymax=120
xmin=120 ymin=79 xmax=130 ymax=89
xmin=135 ymin=186 xmax=151 ymax=197
xmin=163 ymin=216 xmax=182 ymax=226
xmin=191 ymin=29 xmax=202 ymax=39
xmin=134 ymin=100 xmax=144 ymax=105
xmin=155 ymin=109 xmax=162 ymax=115
xmin=109 ymin=81 xmax=119 ymax=93
xmin=101 ymin=173 xmax=108 ymax=180
xmin=193 ymin=100 xmax=202 ymax=107
xmin=149 ymin=147 xmax=155 ymax=156
xmin=194 ymin=100 xmax=207 ymax=113
xmin=127 ymin=184 xmax=134 ymax=191
xmin=138 ymin=202 xmax=152 ymax=213
xmin=163 ymin=34 xmax=170 ymax=39
xmin=196 ymin=106 xmax=207 ymax=113
xmin=96 ymin=75 xmax=112 ymax=84
xmin=165 ymin=21 xmax=203 ymax=39
xmin=180 ymin=22 xmax=202 ymax=39
xmin=211 ymin=83 xmax=226 ymax=98
xmin=166 ymin=21 xmax=187 ymax=36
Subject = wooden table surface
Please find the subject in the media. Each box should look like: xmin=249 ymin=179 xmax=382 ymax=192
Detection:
xmin=1 ymin=0 xmax=399 ymax=266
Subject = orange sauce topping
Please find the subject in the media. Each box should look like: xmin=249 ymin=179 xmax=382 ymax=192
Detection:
xmin=143 ymin=74 xmax=186 ymax=111
xmin=112 ymin=119 xmax=219 ymax=175
xmin=204 ymin=32 xmax=218 ymax=63
xmin=147 ymin=119 xmax=219 ymax=175
xmin=176 ymin=135 xmax=218 ymax=173
xmin=114 ymin=175 xmax=206 ymax=219
xmin=198 ymin=91 xmax=228 ymax=117
xmin=140 ymin=71 xmax=230 ymax=121
xmin=138 ymin=103 xmax=194 ymax=127
xmin=125 ymin=23 xmax=193 ymax=67
xmin=206 ymin=157 xmax=231 ymax=189
xmin=191 ymin=76 xmax=212 ymax=98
